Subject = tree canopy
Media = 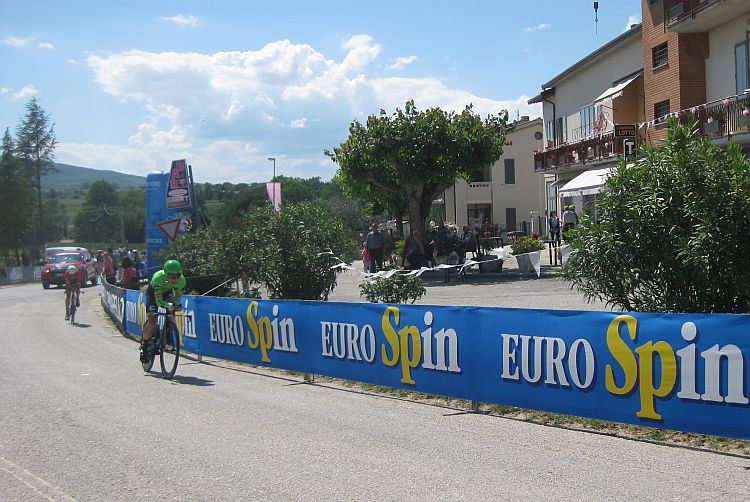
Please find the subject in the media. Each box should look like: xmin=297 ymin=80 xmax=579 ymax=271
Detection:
xmin=15 ymin=97 xmax=57 ymax=241
xmin=326 ymin=100 xmax=511 ymax=237
xmin=0 ymin=128 xmax=34 ymax=253
xmin=564 ymin=120 xmax=750 ymax=313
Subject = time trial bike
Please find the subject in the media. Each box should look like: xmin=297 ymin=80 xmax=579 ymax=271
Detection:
xmin=141 ymin=307 xmax=181 ymax=379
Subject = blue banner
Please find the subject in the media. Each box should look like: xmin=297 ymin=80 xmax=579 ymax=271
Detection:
xmin=111 ymin=290 xmax=750 ymax=439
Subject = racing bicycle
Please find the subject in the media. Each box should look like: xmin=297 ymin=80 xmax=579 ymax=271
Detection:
xmin=141 ymin=307 xmax=181 ymax=379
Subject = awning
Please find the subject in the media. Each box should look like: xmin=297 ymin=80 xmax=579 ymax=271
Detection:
xmin=594 ymin=73 xmax=640 ymax=103
xmin=558 ymin=167 xmax=612 ymax=197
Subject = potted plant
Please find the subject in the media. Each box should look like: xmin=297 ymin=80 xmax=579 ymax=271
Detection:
xmin=511 ymin=236 xmax=545 ymax=274
xmin=477 ymin=237 xmax=503 ymax=273
xmin=704 ymin=108 xmax=725 ymax=135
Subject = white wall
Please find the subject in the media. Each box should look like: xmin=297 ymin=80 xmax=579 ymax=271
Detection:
xmin=706 ymin=15 xmax=750 ymax=101
xmin=542 ymin=32 xmax=643 ymax=145
xmin=445 ymin=119 xmax=545 ymax=233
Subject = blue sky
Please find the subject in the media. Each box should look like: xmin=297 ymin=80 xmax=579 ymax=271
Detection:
xmin=1 ymin=0 xmax=641 ymax=183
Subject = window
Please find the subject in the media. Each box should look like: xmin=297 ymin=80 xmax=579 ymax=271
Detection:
xmin=652 ymin=43 xmax=668 ymax=69
xmin=580 ymin=105 xmax=596 ymax=138
xmin=504 ymin=159 xmax=515 ymax=184
xmin=505 ymin=208 xmax=516 ymax=231
xmin=654 ymin=100 xmax=670 ymax=121
xmin=736 ymin=39 xmax=749 ymax=95
xmin=471 ymin=165 xmax=492 ymax=182
xmin=546 ymin=120 xmax=554 ymax=147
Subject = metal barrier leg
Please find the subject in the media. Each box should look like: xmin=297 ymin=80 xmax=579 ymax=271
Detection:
xmin=304 ymin=373 xmax=315 ymax=383
xmin=469 ymin=400 xmax=481 ymax=412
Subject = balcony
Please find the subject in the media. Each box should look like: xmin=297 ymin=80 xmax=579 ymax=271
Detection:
xmin=665 ymin=0 xmax=750 ymax=33
xmin=466 ymin=182 xmax=492 ymax=204
xmin=533 ymin=130 xmax=630 ymax=174
xmin=688 ymin=91 xmax=750 ymax=141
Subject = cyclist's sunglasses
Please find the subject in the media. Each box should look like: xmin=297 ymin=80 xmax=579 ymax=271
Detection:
xmin=167 ymin=273 xmax=180 ymax=280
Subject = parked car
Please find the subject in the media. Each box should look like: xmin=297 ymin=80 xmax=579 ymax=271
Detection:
xmin=41 ymin=247 xmax=98 ymax=289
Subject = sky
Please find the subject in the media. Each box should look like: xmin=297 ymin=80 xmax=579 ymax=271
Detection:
xmin=1 ymin=0 xmax=642 ymax=184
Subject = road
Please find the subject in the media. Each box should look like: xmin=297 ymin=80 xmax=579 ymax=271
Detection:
xmin=1 ymin=282 xmax=748 ymax=501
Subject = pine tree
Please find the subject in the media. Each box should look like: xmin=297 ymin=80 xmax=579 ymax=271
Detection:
xmin=15 ymin=97 xmax=58 ymax=243
xmin=0 ymin=128 xmax=34 ymax=253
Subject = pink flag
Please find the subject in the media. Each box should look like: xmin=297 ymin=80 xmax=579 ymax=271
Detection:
xmin=266 ymin=182 xmax=282 ymax=212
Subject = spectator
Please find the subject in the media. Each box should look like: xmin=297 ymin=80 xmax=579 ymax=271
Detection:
xmin=102 ymin=251 xmax=115 ymax=284
xmin=117 ymin=257 xmax=140 ymax=290
xmin=562 ymin=205 xmax=578 ymax=241
xmin=361 ymin=241 xmax=371 ymax=272
xmin=458 ymin=224 xmax=475 ymax=259
xmin=549 ymin=211 xmax=561 ymax=246
xmin=365 ymin=223 xmax=384 ymax=273
xmin=402 ymin=230 xmax=431 ymax=269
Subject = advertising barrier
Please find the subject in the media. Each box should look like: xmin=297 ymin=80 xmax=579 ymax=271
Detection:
xmin=100 ymin=278 xmax=125 ymax=331
xmin=104 ymin=286 xmax=750 ymax=440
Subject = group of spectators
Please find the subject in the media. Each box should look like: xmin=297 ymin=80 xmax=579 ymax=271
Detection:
xmin=96 ymin=247 xmax=147 ymax=290
xmin=548 ymin=205 xmax=578 ymax=246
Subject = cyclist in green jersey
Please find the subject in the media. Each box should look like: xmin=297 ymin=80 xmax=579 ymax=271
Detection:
xmin=139 ymin=259 xmax=186 ymax=362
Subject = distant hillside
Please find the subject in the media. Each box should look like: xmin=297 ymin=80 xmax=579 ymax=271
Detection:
xmin=43 ymin=163 xmax=146 ymax=189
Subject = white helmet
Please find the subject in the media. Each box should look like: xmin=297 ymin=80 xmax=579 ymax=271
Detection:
xmin=67 ymin=265 xmax=78 ymax=274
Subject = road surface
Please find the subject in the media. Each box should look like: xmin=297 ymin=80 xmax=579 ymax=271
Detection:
xmin=1 ymin=282 xmax=748 ymax=500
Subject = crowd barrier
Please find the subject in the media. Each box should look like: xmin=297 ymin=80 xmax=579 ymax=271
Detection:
xmin=0 ymin=266 xmax=43 ymax=285
xmin=99 ymin=280 xmax=750 ymax=440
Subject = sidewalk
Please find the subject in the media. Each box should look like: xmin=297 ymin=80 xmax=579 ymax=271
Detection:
xmin=327 ymin=245 xmax=612 ymax=311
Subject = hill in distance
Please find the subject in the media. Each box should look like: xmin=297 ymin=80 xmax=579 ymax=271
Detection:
xmin=43 ymin=163 xmax=147 ymax=189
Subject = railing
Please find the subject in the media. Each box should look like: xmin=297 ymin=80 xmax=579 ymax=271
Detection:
xmin=664 ymin=0 xmax=710 ymax=25
xmin=534 ymin=91 xmax=750 ymax=172
xmin=687 ymin=92 xmax=750 ymax=138
xmin=533 ymin=131 xmax=623 ymax=173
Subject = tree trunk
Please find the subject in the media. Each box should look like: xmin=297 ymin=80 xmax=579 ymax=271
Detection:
xmin=36 ymin=165 xmax=43 ymax=243
xmin=407 ymin=197 xmax=425 ymax=239
xmin=394 ymin=207 xmax=404 ymax=238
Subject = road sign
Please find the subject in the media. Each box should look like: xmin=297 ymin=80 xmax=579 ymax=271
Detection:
xmin=156 ymin=218 xmax=181 ymax=242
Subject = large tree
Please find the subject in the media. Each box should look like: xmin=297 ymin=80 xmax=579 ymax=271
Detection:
xmin=74 ymin=180 xmax=120 ymax=242
xmin=326 ymin=100 xmax=511 ymax=237
xmin=0 ymin=128 xmax=34 ymax=254
xmin=564 ymin=120 xmax=750 ymax=313
xmin=15 ymin=97 xmax=58 ymax=242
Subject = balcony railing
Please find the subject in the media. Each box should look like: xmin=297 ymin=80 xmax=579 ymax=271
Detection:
xmin=533 ymin=92 xmax=750 ymax=173
xmin=664 ymin=0 xmax=710 ymax=25
xmin=534 ymin=131 xmax=625 ymax=173
xmin=466 ymin=182 xmax=492 ymax=203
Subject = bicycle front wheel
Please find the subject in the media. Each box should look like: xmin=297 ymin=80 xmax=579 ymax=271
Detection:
xmin=160 ymin=320 xmax=180 ymax=379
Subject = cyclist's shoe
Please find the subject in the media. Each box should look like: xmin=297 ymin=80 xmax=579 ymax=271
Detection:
xmin=76 ymin=298 xmax=80 ymax=307
xmin=139 ymin=344 xmax=149 ymax=363
xmin=65 ymin=312 xmax=70 ymax=320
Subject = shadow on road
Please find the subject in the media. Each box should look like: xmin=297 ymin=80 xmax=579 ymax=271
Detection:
xmin=146 ymin=372 xmax=215 ymax=386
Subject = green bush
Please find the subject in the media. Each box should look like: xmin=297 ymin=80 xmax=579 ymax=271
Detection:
xmin=360 ymin=273 xmax=426 ymax=304
xmin=564 ymin=119 xmax=750 ymax=313
xmin=511 ymin=236 xmax=544 ymax=255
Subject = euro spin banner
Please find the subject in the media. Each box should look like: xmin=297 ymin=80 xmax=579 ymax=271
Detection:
xmin=113 ymin=291 xmax=750 ymax=439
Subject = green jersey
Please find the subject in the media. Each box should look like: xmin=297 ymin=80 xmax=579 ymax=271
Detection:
xmin=150 ymin=269 xmax=186 ymax=309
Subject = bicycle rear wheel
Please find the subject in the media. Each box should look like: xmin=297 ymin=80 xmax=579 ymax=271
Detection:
xmin=69 ymin=305 xmax=76 ymax=325
xmin=141 ymin=334 xmax=155 ymax=372
xmin=160 ymin=320 xmax=180 ymax=379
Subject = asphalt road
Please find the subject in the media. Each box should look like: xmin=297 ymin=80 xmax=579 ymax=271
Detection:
xmin=1 ymin=282 xmax=749 ymax=501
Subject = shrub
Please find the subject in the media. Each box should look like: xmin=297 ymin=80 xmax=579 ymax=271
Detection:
xmin=360 ymin=273 xmax=426 ymax=304
xmin=511 ymin=236 xmax=545 ymax=255
xmin=564 ymin=120 xmax=750 ymax=313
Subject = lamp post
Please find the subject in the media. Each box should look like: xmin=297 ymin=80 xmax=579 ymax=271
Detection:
xmin=267 ymin=157 xmax=276 ymax=209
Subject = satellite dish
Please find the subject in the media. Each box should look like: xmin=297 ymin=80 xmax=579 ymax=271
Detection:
xmin=534 ymin=131 xmax=543 ymax=140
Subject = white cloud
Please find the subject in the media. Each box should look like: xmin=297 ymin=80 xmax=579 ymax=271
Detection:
xmin=161 ymin=15 xmax=201 ymax=27
xmin=2 ymin=84 xmax=39 ymax=102
xmin=81 ymin=35 xmax=540 ymax=182
xmin=386 ymin=55 xmax=418 ymax=71
xmin=4 ymin=35 xmax=31 ymax=47
xmin=623 ymin=15 xmax=642 ymax=32
xmin=524 ymin=24 xmax=550 ymax=33
xmin=38 ymin=42 xmax=55 ymax=50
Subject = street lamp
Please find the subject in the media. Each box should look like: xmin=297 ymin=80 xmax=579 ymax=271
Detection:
xmin=267 ymin=157 xmax=276 ymax=209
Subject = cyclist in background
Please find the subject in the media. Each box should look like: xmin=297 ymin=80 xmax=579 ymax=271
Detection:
xmin=140 ymin=260 xmax=186 ymax=362
xmin=64 ymin=265 xmax=82 ymax=320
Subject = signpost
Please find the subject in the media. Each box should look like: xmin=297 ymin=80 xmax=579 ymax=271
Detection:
xmin=146 ymin=160 xmax=197 ymax=278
